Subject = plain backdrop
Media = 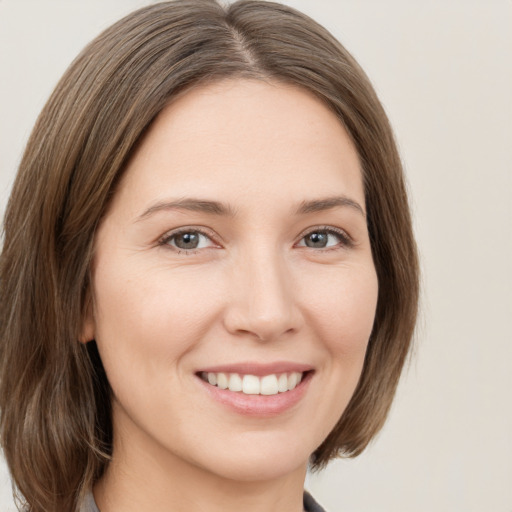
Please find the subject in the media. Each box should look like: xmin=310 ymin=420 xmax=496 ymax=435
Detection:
xmin=0 ymin=1 xmax=511 ymax=511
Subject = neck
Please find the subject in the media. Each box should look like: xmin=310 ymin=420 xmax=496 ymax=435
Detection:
xmin=94 ymin=417 xmax=307 ymax=512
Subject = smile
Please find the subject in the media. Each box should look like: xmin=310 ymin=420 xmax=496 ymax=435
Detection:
xmin=199 ymin=371 xmax=304 ymax=395
xmin=195 ymin=363 xmax=314 ymax=416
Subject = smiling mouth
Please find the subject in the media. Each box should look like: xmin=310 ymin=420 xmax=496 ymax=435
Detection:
xmin=198 ymin=371 xmax=309 ymax=396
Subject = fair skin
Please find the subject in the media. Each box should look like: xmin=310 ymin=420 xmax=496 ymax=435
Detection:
xmin=83 ymin=78 xmax=378 ymax=512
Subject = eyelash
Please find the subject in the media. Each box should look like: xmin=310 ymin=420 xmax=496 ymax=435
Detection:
xmin=158 ymin=225 xmax=353 ymax=255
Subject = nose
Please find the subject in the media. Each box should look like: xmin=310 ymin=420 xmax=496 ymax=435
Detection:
xmin=223 ymin=247 xmax=303 ymax=342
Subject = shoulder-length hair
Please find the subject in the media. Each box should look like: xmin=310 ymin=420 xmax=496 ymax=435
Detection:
xmin=0 ymin=1 xmax=419 ymax=510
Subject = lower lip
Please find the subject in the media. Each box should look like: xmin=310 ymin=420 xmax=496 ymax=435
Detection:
xmin=197 ymin=372 xmax=313 ymax=417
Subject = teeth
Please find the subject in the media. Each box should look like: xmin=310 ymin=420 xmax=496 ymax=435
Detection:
xmin=217 ymin=372 xmax=228 ymax=389
xmin=242 ymin=375 xmax=260 ymax=395
xmin=202 ymin=371 xmax=305 ymax=395
xmin=288 ymin=372 xmax=298 ymax=390
xmin=277 ymin=373 xmax=288 ymax=392
xmin=228 ymin=373 xmax=243 ymax=392
xmin=260 ymin=374 xmax=279 ymax=395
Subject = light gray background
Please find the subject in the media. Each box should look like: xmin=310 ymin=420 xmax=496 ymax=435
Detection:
xmin=1 ymin=1 xmax=511 ymax=511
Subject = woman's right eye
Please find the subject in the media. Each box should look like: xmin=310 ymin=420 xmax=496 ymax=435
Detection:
xmin=160 ymin=229 xmax=216 ymax=253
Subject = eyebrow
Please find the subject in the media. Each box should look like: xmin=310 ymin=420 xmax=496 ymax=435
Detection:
xmin=136 ymin=195 xmax=365 ymax=222
xmin=136 ymin=198 xmax=237 ymax=221
xmin=295 ymin=196 xmax=366 ymax=217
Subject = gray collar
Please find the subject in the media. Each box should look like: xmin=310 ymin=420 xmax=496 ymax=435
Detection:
xmin=80 ymin=491 xmax=100 ymax=512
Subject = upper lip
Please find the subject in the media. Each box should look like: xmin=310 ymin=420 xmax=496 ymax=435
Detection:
xmin=196 ymin=361 xmax=314 ymax=376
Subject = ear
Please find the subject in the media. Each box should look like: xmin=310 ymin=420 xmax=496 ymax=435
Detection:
xmin=79 ymin=292 xmax=96 ymax=344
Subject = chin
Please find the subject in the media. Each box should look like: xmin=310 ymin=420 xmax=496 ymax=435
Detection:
xmin=187 ymin=433 xmax=313 ymax=483
xmin=204 ymin=452 xmax=307 ymax=483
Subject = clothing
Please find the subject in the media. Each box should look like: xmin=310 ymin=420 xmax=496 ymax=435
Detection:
xmin=303 ymin=490 xmax=327 ymax=512
xmin=80 ymin=492 xmax=100 ymax=512
xmin=80 ymin=490 xmax=326 ymax=511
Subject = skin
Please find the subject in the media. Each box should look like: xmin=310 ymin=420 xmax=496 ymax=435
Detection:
xmin=83 ymin=79 xmax=379 ymax=512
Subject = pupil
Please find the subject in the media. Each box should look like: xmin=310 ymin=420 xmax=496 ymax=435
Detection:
xmin=307 ymin=232 xmax=327 ymax=248
xmin=176 ymin=232 xmax=199 ymax=249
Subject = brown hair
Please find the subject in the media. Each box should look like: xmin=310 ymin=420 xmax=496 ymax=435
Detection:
xmin=0 ymin=1 xmax=419 ymax=510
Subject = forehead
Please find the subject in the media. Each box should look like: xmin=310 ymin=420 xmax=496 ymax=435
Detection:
xmin=114 ymin=78 xmax=364 ymax=215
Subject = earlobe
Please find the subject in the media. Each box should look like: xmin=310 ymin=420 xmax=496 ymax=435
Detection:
xmin=79 ymin=319 xmax=95 ymax=344
xmin=79 ymin=294 xmax=96 ymax=344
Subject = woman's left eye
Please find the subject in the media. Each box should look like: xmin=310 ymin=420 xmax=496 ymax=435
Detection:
xmin=297 ymin=228 xmax=351 ymax=249
xmin=160 ymin=230 xmax=215 ymax=252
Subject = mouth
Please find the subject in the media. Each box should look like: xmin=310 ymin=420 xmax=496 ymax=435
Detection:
xmin=198 ymin=370 xmax=310 ymax=396
xmin=194 ymin=364 xmax=314 ymax=416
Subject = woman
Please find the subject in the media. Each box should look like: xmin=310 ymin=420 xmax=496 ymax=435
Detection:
xmin=0 ymin=1 xmax=419 ymax=511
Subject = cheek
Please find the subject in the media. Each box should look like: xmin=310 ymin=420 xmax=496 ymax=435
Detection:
xmin=306 ymin=263 xmax=378 ymax=359
xmin=294 ymin=264 xmax=378 ymax=447
xmin=91 ymin=259 xmax=221 ymax=388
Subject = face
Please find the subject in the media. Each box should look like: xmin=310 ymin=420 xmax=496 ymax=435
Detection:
xmin=85 ymin=79 xmax=378 ymax=483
